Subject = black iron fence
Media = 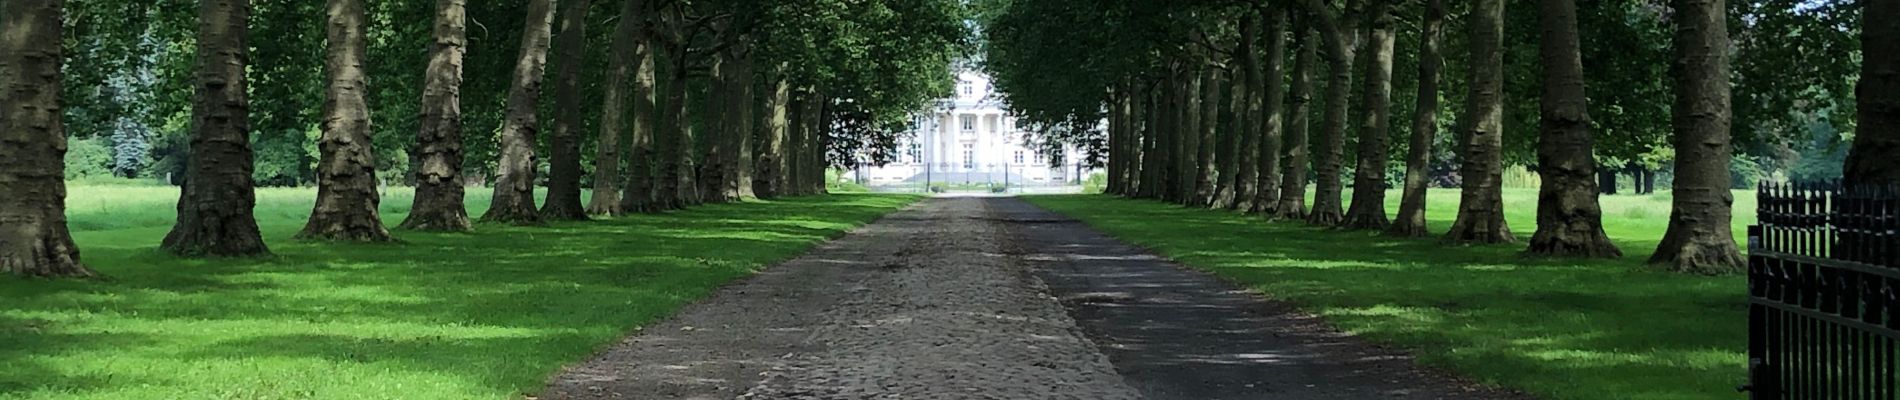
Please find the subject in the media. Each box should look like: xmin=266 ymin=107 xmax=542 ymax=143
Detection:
xmin=1747 ymin=181 xmax=1900 ymax=399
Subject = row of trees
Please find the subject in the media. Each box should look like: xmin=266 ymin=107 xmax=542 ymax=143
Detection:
xmin=982 ymin=0 xmax=1893 ymax=274
xmin=0 ymin=0 xmax=967 ymax=277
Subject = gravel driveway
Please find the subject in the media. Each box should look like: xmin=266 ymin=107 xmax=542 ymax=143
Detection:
xmin=542 ymin=196 xmax=1528 ymax=400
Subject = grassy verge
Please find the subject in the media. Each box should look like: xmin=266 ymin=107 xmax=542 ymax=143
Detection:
xmin=4 ymin=185 xmax=919 ymax=399
xmin=1024 ymin=189 xmax=1750 ymax=400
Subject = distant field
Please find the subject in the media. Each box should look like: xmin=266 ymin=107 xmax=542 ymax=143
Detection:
xmin=5 ymin=182 xmax=919 ymax=399
xmin=1026 ymin=188 xmax=1756 ymax=400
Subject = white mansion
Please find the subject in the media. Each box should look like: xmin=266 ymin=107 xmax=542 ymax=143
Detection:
xmin=845 ymin=70 xmax=1093 ymax=187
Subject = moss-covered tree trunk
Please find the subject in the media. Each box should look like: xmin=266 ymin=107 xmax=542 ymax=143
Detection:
xmin=539 ymin=0 xmax=592 ymax=220
xmin=300 ymin=0 xmax=392 ymax=241
xmin=1847 ymin=0 xmax=1900 ymax=187
xmin=1527 ymin=0 xmax=1620 ymax=258
xmin=620 ymin=39 xmax=659 ymax=213
xmin=1273 ymin=25 xmax=1317 ymax=220
xmin=0 ymin=0 xmax=95 ymax=277
xmin=401 ymin=0 xmax=471 ymax=231
xmin=1340 ymin=1 xmax=1396 ymax=230
xmin=1302 ymin=0 xmax=1358 ymax=226
xmin=1650 ymin=0 xmax=1742 ymax=273
xmin=755 ymin=75 xmax=791 ymax=198
xmin=1249 ymin=8 xmax=1289 ymax=215
xmin=587 ymin=0 xmax=647 ymax=216
xmin=481 ymin=0 xmax=556 ymax=225
xmin=163 ymin=0 xmax=270 ymax=256
xmin=1444 ymin=0 xmax=1513 ymax=243
xmin=1387 ymin=0 xmax=1442 ymax=238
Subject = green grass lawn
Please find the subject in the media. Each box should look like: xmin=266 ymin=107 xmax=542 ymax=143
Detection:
xmin=3 ymin=183 xmax=919 ymax=400
xmin=1025 ymin=188 xmax=1752 ymax=400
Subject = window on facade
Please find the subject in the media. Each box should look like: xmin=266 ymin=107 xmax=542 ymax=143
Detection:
xmin=962 ymin=144 xmax=975 ymax=169
xmin=1013 ymin=151 xmax=1025 ymax=164
xmin=1034 ymin=152 xmax=1046 ymax=165
xmin=908 ymin=143 xmax=922 ymax=164
xmin=961 ymin=115 xmax=975 ymax=132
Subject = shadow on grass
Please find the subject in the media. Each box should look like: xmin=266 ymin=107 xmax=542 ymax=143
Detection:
xmin=1025 ymin=195 xmax=1745 ymax=400
xmin=0 ymin=194 xmax=918 ymax=400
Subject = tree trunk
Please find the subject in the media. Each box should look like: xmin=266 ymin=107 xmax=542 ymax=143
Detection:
xmin=1212 ymin=28 xmax=1246 ymax=210
xmin=300 ymin=0 xmax=392 ymax=241
xmin=1527 ymin=0 xmax=1620 ymax=258
xmin=587 ymin=0 xmax=646 ymax=215
xmin=1194 ymin=65 xmax=1221 ymax=207
xmin=1387 ymin=0 xmax=1442 ymax=237
xmin=163 ymin=0 xmax=271 ymax=256
xmin=1640 ymin=168 xmax=1655 ymax=194
xmin=1847 ymin=0 xmax=1900 ymax=187
xmin=1303 ymin=0 xmax=1357 ymax=226
xmin=1273 ymin=24 xmax=1317 ymax=220
xmin=539 ymin=0 xmax=591 ymax=220
xmin=400 ymin=0 xmax=471 ymax=231
xmin=1443 ymin=0 xmax=1513 ymax=244
xmin=732 ymin=52 xmax=757 ymax=200
xmin=1249 ymin=8 xmax=1289 ymax=215
xmin=480 ymin=0 xmax=557 ymax=225
xmin=1139 ymin=83 xmax=1163 ymax=199
xmin=1651 ymin=0 xmax=1743 ymax=273
xmin=1340 ymin=1 xmax=1396 ymax=230
xmin=0 ymin=0 xmax=95 ymax=277
xmin=807 ymin=91 xmax=830 ymax=195
xmin=756 ymin=74 xmax=791 ymax=198
xmin=700 ymin=56 xmax=734 ymax=203
xmin=1598 ymin=168 xmax=1618 ymax=195
xmin=1177 ymin=64 xmax=1202 ymax=206
xmin=620 ymin=37 xmax=659 ymax=213
xmin=653 ymin=31 xmax=693 ymax=209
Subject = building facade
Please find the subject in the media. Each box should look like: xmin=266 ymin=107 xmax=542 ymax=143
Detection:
xmin=847 ymin=69 xmax=1090 ymax=187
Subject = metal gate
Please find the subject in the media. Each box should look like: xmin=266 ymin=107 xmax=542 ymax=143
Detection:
xmin=1747 ymin=181 xmax=1900 ymax=399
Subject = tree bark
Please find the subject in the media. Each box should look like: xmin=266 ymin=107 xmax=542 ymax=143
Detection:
xmin=1213 ymin=25 xmax=1247 ymax=210
xmin=300 ymin=0 xmax=392 ymax=241
xmin=1443 ymin=0 xmax=1514 ymax=244
xmin=1178 ymin=64 xmax=1204 ymax=206
xmin=163 ymin=0 xmax=270 ymax=256
xmin=1846 ymin=0 xmax=1900 ymax=187
xmin=731 ymin=51 xmax=757 ymax=200
xmin=481 ymin=0 xmax=557 ymax=225
xmin=655 ymin=48 xmax=693 ymax=208
xmin=1340 ymin=1 xmax=1396 ymax=230
xmin=1139 ymin=82 xmax=1163 ymax=199
xmin=619 ymin=38 xmax=659 ymax=213
xmin=1194 ymin=65 xmax=1221 ymax=207
xmin=1651 ymin=0 xmax=1743 ymax=273
xmin=1527 ymin=0 xmax=1620 ymax=258
xmin=807 ymin=91 xmax=830 ymax=195
xmin=1249 ymin=8 xmax=1289 ymax=215
xmin=756 ymin=74 xmax=791 ymax=198
xmin=0 ymin=0 xmax=95 ymax=277
xmin=1387 ymin=0 xmax=1442 ymax=238
xmin=1273 ymin=24 xmax=1318 ymax=220
xmin=588 ymin=0 xmax=647 ymax=216
xmin=700 ymin=55 xmax=735 ymax=203
xmin=539 ymin=0 xmax=591 ymax=220
xmin=1300 ymin=0 xmax=1360 ymax=226
xmin=400 ymin=0 xmax=471 ymax=231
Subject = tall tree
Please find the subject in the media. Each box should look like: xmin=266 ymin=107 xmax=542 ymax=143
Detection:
xmin=1299 ymin=0 xmax=1359 ymax=226
xmin=1443 ymin=0 xmax=1513 ymax=244
xmin=540 ymin=0 xmax=592 ymax=220
xmin=0 ymin=0 xmax=95 ymax=277
xmin=588 ymin=0 xmax=647 ymax=216
xmin=1248 ymin=8 xmax=1288 ymax=216
xmin=619 ymin=38 xmax=660 ymax=213
xmin=1527 ymin=0 xmax=1619 ymax=257
xmin=1213 ymin=15 xmax=1252 ymax=211
xmin=400 ymin=0 xmax=472 ymax=231
xmin=299 ymin=0 xmax=392 ymax=241
xmin=756 ymin=74 xmax=792 ymax=198
xmin=1847 ymin=0 xmax=1899 ymax=187
xmin=1651 ymin=0 xmax=1742 ymax=273
xmin=163 ymin=0 xmax=271 ymax=256
xmin=1339 ymin=0 xmax=1396 ymax=229
xmin=1386 ymin=0 xmax=1442 ymax=237
xmin=1273 ymin=25 xmax=1317 ymax=220
xmin=1194 ymin=65 xmax=1220 ymax=207
xmin=481 ymin=0 xmax=558 ymax=225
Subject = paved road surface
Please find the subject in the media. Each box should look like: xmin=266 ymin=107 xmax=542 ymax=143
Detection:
xmin=544 ymin=196 xmax=1527 ymax=400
